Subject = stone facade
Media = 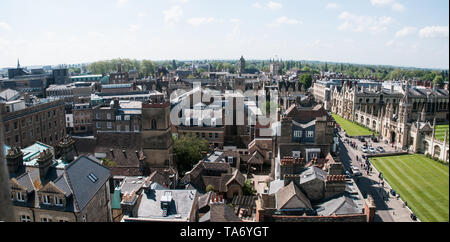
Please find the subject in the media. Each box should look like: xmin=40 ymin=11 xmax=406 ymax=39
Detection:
xmin=331 ymin=80 xmax=449 ymax=151
xmin=1 ymin=99 xmax=66 ymax=148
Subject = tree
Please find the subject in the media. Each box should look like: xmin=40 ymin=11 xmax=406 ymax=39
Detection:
xmin=242 ymin=180 xmax=256 ymax=196
xmin=299 ymin=73 xmax=313 ymax=90
xmin=101 ymin=158 xmax=116 ymax=167
xmin=206 ymin=185 xmax=215 ymax=192
xmin=140 ymin=60 xmax=154 ymax=78
xmin=173 ymin=135 xmax=209 ymax=175
xmin=433 ymin=75 xmax=444 ymax=87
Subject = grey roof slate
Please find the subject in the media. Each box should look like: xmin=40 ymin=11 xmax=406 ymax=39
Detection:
xmin=53 ymin=174 xmax=73 ymax=197
xmin=299 ymin=166 xmax=327 ymax=184
xmin=65 ymin=156 xmax=111 ymax=211
xmin=275 ymin=182 xmax=312 ymax=210
xmin=316 ymin=194 xmax=363 ymax=216
xmin=16 ymin=172 xmax=35 ymax=193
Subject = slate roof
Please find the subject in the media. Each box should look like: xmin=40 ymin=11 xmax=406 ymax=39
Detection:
xmin=232 ymin=195 xmax=256 ymax=208
xmin=200 ymin=203 xmax=242 ymax=222
xmin=198 ymin=191 xmax=213 ymax=210
xmin=0 ymin=88 xmax=20 ymax=101
xmin=15 ymin=172 xmax=35 ymax=193
xmin=285 ymin=104 xmax=329 ymax=123
xmin=275 ymin=182 xmax=312 ymax=210
xmin=65 ymin=156 xmax=111 ymax=211
xmin=53 ymin=174 xmax=73 ymax=197
xmin=299 ymin=166 xmax=327 ymax=184
xmin=316 ymin=194 xmax=363 ymax=216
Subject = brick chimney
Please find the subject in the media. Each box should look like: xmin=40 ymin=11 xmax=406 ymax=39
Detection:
xmin=6 ymin=147 xmax=24 ymax=174
xmin=324 ymin=175 xmax=346 ymax=199
xmin=364 ymin=195 xmax=376 ymax=222
xmin=283 ymin=174 xmax=301 ymax=187
xmin=37 ymin=149 xmax=53 ymax=180
xmin=121 ymin=191 xmax=140 ymax=217
xmin=58 ymin=137 xmax=75 ymax=163
xmin=210 ymin=193 xmax=225 ymax=204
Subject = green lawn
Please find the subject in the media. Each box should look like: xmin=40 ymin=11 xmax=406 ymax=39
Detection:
xmin=371 ymin=154 xmax=449 ymax=222
xmin=435 ymin=125 xmax=449 ymax=142
xmin=332 ymin=113 xmax=375 ymax=137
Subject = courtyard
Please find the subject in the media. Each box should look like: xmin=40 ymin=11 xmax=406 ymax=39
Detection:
xmin=371 ymin=154 xmax=449 ymax=222
xmin=332 ymin=113 xmax=375 ymax=137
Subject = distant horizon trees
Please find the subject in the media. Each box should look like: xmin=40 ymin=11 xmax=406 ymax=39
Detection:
xmin=85 ymin=58 xmax=449 ymax=84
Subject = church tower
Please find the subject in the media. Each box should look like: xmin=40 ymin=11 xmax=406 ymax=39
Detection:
xmin=238 ymin=56 xmax=246 ymax=75
xmin=398 ymin=81 xmax=412 ymax=149
xmin=141 ymin=96 xmax=174 ymax=172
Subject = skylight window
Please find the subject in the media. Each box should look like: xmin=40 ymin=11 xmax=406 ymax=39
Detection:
xmin=88 ymin=173 xmax=98 ymax=183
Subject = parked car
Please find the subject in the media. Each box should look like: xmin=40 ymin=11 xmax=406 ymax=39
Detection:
xmin=359 ymin=137 xmax=366 ymax=142
xmin=361 ymin=147 xmax=369 ymax=153
xmin=371 ymin=137 xmax=378 ymax=142
xmin=345 ymin=170 xmax=352 ymax=178
xmin=368 ymin=147 xmax=376 ymax=154
xmin=376 ymin=147 xmax=385 ymax=153
xmin=351 ymin=166 xmax=362 ymax=177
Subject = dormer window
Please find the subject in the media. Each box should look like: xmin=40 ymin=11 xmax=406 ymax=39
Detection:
xmin=42 ymin=195 xmax=51 ymax=205
xmin=54 ymin=197 xmax=63 ymax=206
xmin=21 ymin=215 xmax=31 ymax=222
xmin=41 ymin=217 xmax=52 ymax=222
xmin=17 ymin=192 xmax=24 ymax=202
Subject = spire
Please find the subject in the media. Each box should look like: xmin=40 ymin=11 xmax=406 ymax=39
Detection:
xmin=17 ymin=58 xmax=20 ymax=68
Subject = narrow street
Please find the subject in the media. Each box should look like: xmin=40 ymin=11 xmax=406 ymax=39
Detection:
xmin=337 ymin=131 xmax=416 ymax=222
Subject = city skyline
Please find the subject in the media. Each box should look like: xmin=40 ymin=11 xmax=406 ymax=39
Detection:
xmin=0 ymin=0 xmax=449 ymax=69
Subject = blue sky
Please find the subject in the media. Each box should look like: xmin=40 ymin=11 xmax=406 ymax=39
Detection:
xmin=0 ymin=0 xmax=448 ymax=69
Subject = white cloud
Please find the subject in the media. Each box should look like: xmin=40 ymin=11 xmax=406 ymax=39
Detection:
xmin=419 ymin=26 xmax=449 ymax=38
xmin=253 ymin=1 xmax=282 ymax=10
xmin=338 ymin=11 xmax=394 ymax=34
xmin=128 ymin=24 xmax=140 ymax=32
xmin=391 ymin=3 xmax=405 ymax=12
xmin=370 ymin=0 xmax=405 ymax=12
xmin=326 ymin=3 xmax=339 ymax=9
xmin=268 ymin=16 xmax=302 ymax=27
xmin=227 ymin=19 xmax=241 ymax=41
xmin=187 ymin=17 xmax=217 ymax=27
xmin=267 ymin=1 xmax=283 ymax=10
xmin=371 ymin=0 xmax=394 ymax=5
xmin=230 ymin=18 xmax=240 ymax=24
xmin=137 ymin=12 xmax=147 ymax=17
xmin=252 ymin=2 xmax=263 ymax=8
xmin=116 ymin=0 xmax=129 ymax=7
xmin=395 ymin=26 xmax=417 ymax=38
xmin=0 ymin=22 xmax=12 ymax=31
xmin=163 ymin=5 xmax=183 ymax=25
xmin=385 ymin=39 xmax=395 ymax=46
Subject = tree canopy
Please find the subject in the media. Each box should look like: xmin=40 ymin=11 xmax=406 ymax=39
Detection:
xmin=299 ymin=73 xmax=313 ymax=89
xmin=173 ymin=135 xmax=210 ymax=175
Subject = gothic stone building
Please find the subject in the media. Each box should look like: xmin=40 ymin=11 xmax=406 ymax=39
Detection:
xmin=331 ymin=80 xmax=449 ymax=154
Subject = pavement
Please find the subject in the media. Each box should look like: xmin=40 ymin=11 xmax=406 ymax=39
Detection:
xmin=250 ymin=174 xmax=270 ymax=195
xmin=338 ymin=131 xmax=417 ymax=222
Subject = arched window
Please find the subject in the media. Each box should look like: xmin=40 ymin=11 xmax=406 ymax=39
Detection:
xmin=151 ymin=120 xmax=157 ymax=130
